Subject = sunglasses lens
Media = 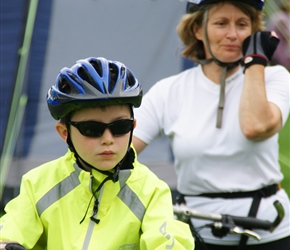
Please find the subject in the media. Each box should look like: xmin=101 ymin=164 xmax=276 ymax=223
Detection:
xmin=109 ymin=120 xmax=133 ymax=136
xmin=77 ymin=122 xmax=105 ymax=137
xmin=70 ymin=119 xmax=133 ymax=138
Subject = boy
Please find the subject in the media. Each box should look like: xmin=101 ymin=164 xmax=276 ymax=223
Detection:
xmin=0 ymin=57 xmax=194 ymax=249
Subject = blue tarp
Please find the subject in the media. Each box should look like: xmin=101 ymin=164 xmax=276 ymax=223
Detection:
xmin=0 ymin=0 xmax=52 ymax=156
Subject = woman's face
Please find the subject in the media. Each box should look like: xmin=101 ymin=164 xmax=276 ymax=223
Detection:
xmin=69 ymin=105 xmax=133 ymax=171
xmin=195 ymin=2 xmax=252 ymax=63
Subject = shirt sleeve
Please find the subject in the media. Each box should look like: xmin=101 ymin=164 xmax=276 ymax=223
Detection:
xmin=134 ymin=81 xmax=166 ymax=144
xmin=265 ymin=65 xmax=290 ymax=126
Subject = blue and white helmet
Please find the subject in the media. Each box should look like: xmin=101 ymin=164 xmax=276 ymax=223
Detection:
xmin=47 ymin=57 xmax=143 ymax=120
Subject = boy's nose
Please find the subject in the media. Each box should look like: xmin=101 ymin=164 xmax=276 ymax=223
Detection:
xmin=100 ymin=128 xmax=114 ymax=145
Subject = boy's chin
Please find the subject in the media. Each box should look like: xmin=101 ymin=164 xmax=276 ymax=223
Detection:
xmin=91 ymin=164 xmax=116 ymax=172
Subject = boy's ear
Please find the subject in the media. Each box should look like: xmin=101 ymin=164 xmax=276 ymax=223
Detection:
xmin=133 ymin=119 xmax=137 ymax=129
xmin=55 ymin=122 xmax=68 ymax=142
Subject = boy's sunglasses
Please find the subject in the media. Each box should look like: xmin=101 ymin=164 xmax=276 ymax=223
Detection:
xmin=68 ymin=119 xmax=134 ymax=138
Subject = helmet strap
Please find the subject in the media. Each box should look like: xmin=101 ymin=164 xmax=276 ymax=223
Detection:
xmin=198 ymin=8 xmax=241 ymax=128
xmin=66 ymin=107 xmax=135 ymax=180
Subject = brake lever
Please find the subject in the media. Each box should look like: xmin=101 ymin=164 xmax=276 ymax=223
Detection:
xmin=230 ymin=226 xmax=261 ymax=241
xmin=212 ymin=221 xmax=261 ymax=241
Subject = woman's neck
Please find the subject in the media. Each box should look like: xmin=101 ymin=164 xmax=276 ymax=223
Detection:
xmin=201 ymin=62 xmax=241 ymax=84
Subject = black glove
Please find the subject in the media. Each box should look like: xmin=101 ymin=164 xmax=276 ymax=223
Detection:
xmin=5 ymin=243 xmax=26 ymax=250
xmin=242 ymin=31 xmax=280 ymax=70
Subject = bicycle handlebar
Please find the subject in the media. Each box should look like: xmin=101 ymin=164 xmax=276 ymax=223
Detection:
xmin=223 ymin=200 xmax=284 ymax=231
xmin=173 ymin=200 xmax=284 ymax=236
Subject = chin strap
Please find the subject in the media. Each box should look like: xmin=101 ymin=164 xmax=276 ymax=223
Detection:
xmin=198 ymin=9 xmax=241 ymax=128
xmin=77 ymin=148 xmax=135 ymax=224
xmin=216 ymin=66 xmax=227 ymax=128
xmin=78 ymin=148 xmax=135 ymax=224
xmin=66 ymin=118 xmax=135 ymax=224
xmin=197 ymin=60 xmax=240 ymax=128
xmin=79 ymin=174 xmax=112 ymax=224
xmin=66 ymin=107 xmax=135 ymax=223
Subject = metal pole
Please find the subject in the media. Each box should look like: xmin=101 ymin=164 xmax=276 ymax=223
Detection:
xmin=0 ymin=0 xmax=39 ymax=200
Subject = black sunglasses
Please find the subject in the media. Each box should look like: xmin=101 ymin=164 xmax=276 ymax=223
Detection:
xmin=68 ymin=119 xmax=134 ymax=138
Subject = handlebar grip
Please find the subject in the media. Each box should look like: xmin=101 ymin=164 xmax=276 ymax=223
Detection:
xmin=230 ymin=200 xmax=285 ymax=231
xmin=229 ymin=215 xmax=272 ymax=230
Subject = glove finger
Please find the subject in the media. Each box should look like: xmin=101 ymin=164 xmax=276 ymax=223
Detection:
xmin=242 ymin=34 xmax=252 ymax=55
xmin=261 ymin=31 xmax=280 ymax=60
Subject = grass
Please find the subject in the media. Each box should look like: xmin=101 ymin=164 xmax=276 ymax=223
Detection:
xmin=278 ymin=113 xmax=290 ymax=198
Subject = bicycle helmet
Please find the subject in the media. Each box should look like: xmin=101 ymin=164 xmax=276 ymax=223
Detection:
xmin=47 ymin=57 xmax=143 ymax=120
xmin=187 ymin=0 xmax=264 ymax=13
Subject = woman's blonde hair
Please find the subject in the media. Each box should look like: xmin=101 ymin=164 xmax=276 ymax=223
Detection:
xmin=177 ymin=1 xmax=264 ymax=62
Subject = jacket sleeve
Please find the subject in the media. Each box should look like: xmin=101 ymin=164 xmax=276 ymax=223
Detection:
xmin=139 ymin=180 xmax=194 ymax=250
xmin=0 ymin=176 xmax=44 ymax=249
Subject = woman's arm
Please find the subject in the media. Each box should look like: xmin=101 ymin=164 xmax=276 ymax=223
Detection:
xmin=132 ymin=136 xmax=148 ymax=154
xmin=239 ymin=64 xmax=283 ymax=140
xmin=239 ymin=31 xmax=286 ymax=141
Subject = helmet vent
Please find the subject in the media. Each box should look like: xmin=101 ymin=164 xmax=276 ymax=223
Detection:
xmin=126 ymin=70 xmax=136 ymax=87
xmin=109 ymin=63 xmax=118 ymax=92
xmin=77 ymin=67 xmax=102 ymax=93
xmin=90 ymin=60 xmax=103 ymax=77
xmin=59 ymin=78 xmax=72 ymax=94
xmin=78 ymin=67 xmax=94 ymax=84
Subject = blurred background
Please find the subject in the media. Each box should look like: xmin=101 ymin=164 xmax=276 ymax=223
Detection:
xmin=1 ymin=0 xmax=289 ymax=211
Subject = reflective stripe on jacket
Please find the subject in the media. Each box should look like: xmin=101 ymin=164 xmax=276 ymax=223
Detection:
xmin=0 ymin=150 xmax=194 ymax=249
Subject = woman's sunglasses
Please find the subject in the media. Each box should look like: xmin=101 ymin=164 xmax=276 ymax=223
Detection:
xmin=68 ymin=119 xmax=134 ymax=138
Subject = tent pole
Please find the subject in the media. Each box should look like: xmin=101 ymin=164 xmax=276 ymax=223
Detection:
xmin=0 ymin=0 xmax=39 ymax=200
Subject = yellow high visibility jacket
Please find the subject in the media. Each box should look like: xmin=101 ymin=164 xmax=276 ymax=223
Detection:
xmin=0 ymin=150 xmax=194 ymax=249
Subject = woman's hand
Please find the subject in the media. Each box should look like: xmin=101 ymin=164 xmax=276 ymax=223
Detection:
xmin=242 ymin=31 xmax=280 ymax=69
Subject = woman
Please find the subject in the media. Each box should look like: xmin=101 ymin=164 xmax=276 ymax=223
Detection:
xmin=133 ymin=0 xmax=290 ymax=249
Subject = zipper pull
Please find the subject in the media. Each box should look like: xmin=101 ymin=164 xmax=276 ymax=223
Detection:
xmin=90 ymin=199 xmax=100 ymax=224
